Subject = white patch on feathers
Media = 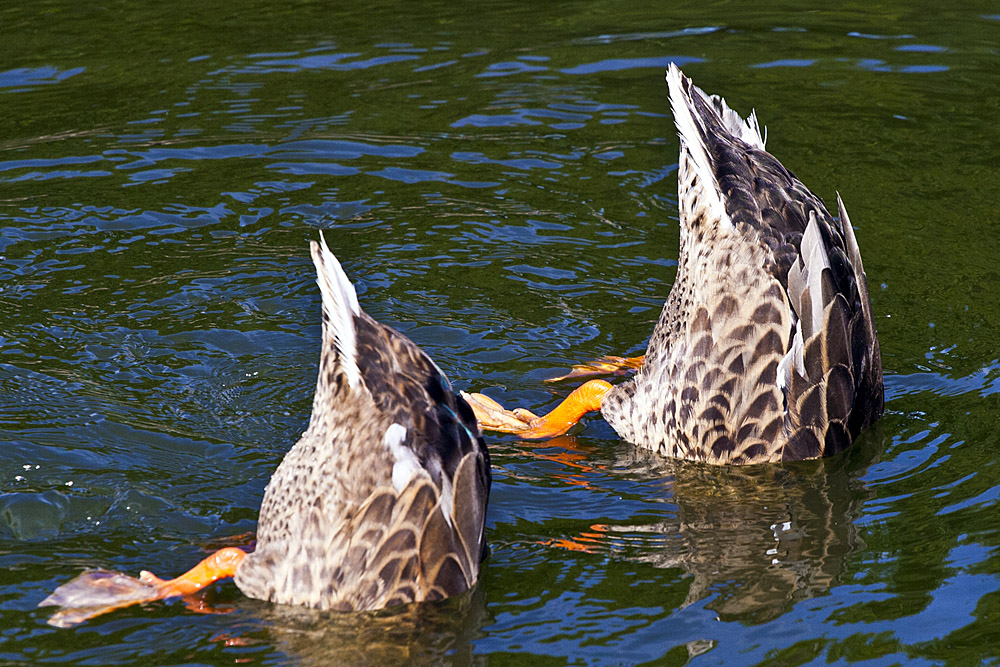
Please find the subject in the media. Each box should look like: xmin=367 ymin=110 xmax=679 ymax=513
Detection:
xmin=431 ymin=459 xmax=454 ymax=528
xmin=725 ymin=105 xmax=766 ymax=151
xmin=310 ymin=232 xmax=362 ymax=389
xmin=780 ymin=212 xmax=830 ymax=390
xmin=704 ymin=76 xmax=766 ymax=150
xmin=384 ymin=423 xmax=454 ymax=528
xmin=385 ymin=423 xmax=419 ymax=493
xmin=748 ymin=110 xmax=767 ymax=148
xmin=801 ymin=212 xmax=832 ymax=337
xmin=778 ymin=327 xmax=805 ymax=392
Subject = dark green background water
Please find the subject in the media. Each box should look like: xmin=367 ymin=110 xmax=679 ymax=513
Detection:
xmin=2 ymin=1 xmax=998 ymax=665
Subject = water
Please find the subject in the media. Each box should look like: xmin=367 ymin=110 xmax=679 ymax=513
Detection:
xmin=2 ymin=1 xmax=999 ymax=664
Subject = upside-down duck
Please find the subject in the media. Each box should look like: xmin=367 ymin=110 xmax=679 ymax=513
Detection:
xmin=41 ymin=234 xmax=491 ymax=627
xmin=467 ymin=64 xmax=883 ymax=464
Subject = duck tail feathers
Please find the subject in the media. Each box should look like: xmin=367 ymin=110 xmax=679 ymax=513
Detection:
xmin=310 ymin=232 xmax=362 ymax=389
xmin=666 ymin=64 xmax=765 ymax=151
xmin=836 ymin=194 xmax=884 ymax=426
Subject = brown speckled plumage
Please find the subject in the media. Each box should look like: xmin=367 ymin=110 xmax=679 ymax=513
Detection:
xmin=233 ymin=235 xmax=490 ymax=609
xmin=601 ymin=65 xmax=883 ymax=464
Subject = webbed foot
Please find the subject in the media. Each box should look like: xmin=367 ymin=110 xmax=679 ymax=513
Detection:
xmin=39 ymin=547 xmax=246 ymax=627
xmin=39 ymin=569 xmax=162 ymax=628
xmin=463 ymin=380 xmax=613 ymax=439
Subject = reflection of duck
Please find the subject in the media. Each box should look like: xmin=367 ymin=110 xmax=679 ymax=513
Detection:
xmin=227 ymin=583 xmax=490 ymax=667
xmin=651 ymin=456 xmax=866 ymax=623
xmin=549 ymin=447 xmax=871 ymax=624
xmin=469 ymin=64 xmax=883 ymax=463
xmin=41 ymin=234 xmax=491 ymax=627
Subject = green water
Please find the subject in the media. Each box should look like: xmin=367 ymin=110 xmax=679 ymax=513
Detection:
xmin=2 ymin=1 xmax=999 ymax=665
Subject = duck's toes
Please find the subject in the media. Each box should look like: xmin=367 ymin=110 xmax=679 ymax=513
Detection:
xmin=40 ymin=548 xmax=246 ymax=627
xmin=462 ymin=380 xmax=611 ymax=440
xmin=545 ymin=355 xmax=645 ymax=383
xmin=461 ymin=391 xmax=540 ymax=434
xmin=39 ymin=569 xmax=162 ymax=628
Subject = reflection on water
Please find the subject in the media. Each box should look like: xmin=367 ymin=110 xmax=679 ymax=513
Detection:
xmin=520 ymin=436 xmax=873 ymax=624
xmin=655 ymin=457 xmax=868 ymax=623
xmin=224 ymin=587 xmax=490 ymax=667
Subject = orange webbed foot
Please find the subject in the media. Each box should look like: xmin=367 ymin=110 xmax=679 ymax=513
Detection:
xmin=464 ymin=379 xmax=613 ymax=440
xmin=462 ymin=391 xmax=541 ymax=434
xmin=39 ymin=547 xmax=246 ymax=628
xmin=39 ymin=569 xmax=163 ymax=628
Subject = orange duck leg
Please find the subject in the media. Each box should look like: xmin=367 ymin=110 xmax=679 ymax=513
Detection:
xmin=464 ymin=379 xmax=613 ymax=439
xmin=40 ymin=547 xmax=246 ymax=628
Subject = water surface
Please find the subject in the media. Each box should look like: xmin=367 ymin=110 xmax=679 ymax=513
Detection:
xmin=2 ymin=1 xmax=999 ymax=665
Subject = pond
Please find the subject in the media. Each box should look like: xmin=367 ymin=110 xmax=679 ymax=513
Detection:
xmin=1 ymin=1 xmax=999 ymax=664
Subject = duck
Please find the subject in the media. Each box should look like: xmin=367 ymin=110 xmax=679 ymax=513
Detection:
xmin=466 ymin=64 xmax=883 ymax=464
xmin=40 ymin=233 xmax=491 ymax=627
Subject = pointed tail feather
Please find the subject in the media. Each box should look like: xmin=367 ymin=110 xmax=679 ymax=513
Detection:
xmin=666 ymin=63 xmax=765 ymax=155
xmin=666 ymin=64 xmax=728 ymax=225
xmin=835 ymin=195 xmax=884 ymax=428
xmin=666 ymin=64 xmax=767 ymax=232
xmin=309 ymin=232 xmax=362 ymax=389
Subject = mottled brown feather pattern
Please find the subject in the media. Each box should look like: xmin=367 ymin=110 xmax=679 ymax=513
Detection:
xmin=601 ymin=65 xmax=882 ymax=464
xmin=234 ymin=237 xmax=490 ymax=609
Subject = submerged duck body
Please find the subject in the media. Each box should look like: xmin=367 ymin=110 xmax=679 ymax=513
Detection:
xmin=235 ymin=235 xmax=491 ymax=609
xmin=468 ymin=65 xmax=883 ymax=465
xmin=600 ymin=65 xmax=884 ymax=463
